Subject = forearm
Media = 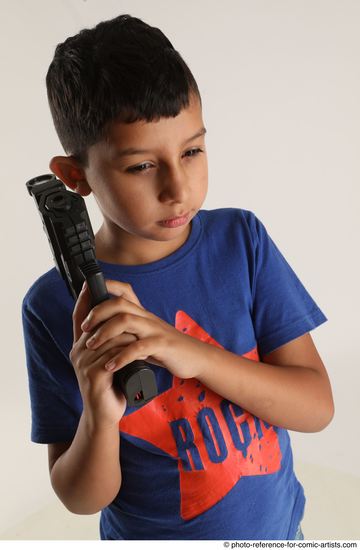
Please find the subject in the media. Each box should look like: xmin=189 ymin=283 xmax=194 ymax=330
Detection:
xmin=195 ymin=342 xmax=333 ymax=433
xmin=50 ymin=410 xmax=121 ymax=514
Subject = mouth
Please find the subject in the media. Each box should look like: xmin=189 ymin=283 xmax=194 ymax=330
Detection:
xmin=158 ymin=211 xmax=190 ymax=228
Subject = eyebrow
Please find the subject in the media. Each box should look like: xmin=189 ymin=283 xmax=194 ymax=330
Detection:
xmin=114 ymin=126 xmax=207 ymax=158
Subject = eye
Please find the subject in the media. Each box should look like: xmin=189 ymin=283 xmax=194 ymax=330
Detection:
xmin=126 ymin=148 xmax=204 ymax=174
xmin=127 ymin=162 xmax=153 ymax=173
xmin=183 ymin=147 xmax=204 ymax=158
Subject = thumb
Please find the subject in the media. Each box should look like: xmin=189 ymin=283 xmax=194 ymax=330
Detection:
xmin=72 ymin=281 xmax=92 ymax=343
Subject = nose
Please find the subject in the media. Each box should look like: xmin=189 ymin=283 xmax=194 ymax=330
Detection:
xmin=158 ymin=164 xmax=190 ymax=205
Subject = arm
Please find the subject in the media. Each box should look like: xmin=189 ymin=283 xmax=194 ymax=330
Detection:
xmin=48 ymin=280 xmax=137 ymax=515
xmin=195 ymin=332 xmax=334 ymax=433
xmin=75 ymin=281 xmax=334 ymax=434
xmin=50 ymin=410 xmax=121 ymax=515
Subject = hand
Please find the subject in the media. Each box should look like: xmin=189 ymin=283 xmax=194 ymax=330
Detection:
xmin=80 ymin=279 xmax=208 ymax=381
xmin=69 ymin=280 xmax=144 ymax=426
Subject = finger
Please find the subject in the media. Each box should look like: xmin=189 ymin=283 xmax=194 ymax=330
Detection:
xmin=105 ymin=279 xmax=144 ymax=309
xmin=83 ymin=331 xmax=138 ymax=356
xmin=72 ymin=282 xmax=92 ymax=343
xmin=73 ymin=344 xmax=130 ymax=378
xmin=72 ymin=325 xmax=139 ymax=366
xmin=81 ymin=294 xmax=150 ymax=333
xmin=103 ymin=336 xmax=162 ymax=372
xmin=84 ymin=313 xmax=152 ymax=350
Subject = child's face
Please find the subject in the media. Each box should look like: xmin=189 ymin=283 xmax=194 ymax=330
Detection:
xmin=81 ymin=93 xmax=207 ymax=263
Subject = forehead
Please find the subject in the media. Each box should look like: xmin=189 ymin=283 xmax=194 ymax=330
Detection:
xmin=91 ymin=95 xmax=204 ymax=162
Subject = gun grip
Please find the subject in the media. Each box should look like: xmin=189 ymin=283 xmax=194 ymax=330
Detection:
xmin=114 ymin=361 xmax=158 ymax=407
xmin=83 ymin=267 xmax=158 ymax=408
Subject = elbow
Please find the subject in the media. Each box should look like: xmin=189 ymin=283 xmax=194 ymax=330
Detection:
xmin=60 ymin=496 xmax=115 ymax=516
xmin=51 ymin=485 xmax=101 ymax=515
xmin=66 ymin=505 xmax=102 ymax=516
xmin=322 ymin=399 xmax=335 ymax=430
xmin=51 ymin=480 xmax=121 ymax=516
xmin=309 ymin=373 xmax=335 ymax=432
xmin=61 ymin=498 xmax=102 ymax=515
xmin=321 ymin=388 xmax=335 ymax=430
xmin=67 ymin=485 xmax=121 ymax=515
xmin=310 ymin=397 xmax=335 ymax=433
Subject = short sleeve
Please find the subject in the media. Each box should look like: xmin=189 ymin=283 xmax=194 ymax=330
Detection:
xmin=249 ymin=213 xmax=328 ymax=358
xmin=22 ymin=301 xmax=83 ymax=444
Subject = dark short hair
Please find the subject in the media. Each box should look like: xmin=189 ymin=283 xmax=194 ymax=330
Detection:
xmin=46 ymin=14 xmax=201 ymax=167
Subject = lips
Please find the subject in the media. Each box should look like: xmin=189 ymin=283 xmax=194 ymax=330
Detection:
xmin=160 ymin=211 xmax=189 ymax=222
xmin=158 ymin=211 xmax=190 ymax=228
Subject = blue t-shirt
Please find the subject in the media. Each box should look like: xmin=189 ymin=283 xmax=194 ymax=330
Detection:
xmin=21 ymin=208 xmax=327 ymax=540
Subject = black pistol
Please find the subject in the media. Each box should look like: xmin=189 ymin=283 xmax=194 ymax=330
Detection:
xmin=26 ymin=174 xmax=158 ymax=408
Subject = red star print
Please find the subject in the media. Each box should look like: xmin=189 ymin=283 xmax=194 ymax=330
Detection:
xmin=119 ymin=311 xmax=282 ymax=520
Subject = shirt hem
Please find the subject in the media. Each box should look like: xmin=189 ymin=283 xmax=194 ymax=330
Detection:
xmin=258 ymin=308 xmax=327 ymax=357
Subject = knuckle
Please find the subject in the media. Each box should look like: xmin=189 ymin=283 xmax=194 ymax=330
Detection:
xmin=69 ymin=347 xmax=83 ymax=370
xmin=88 ymin=305 xmax=98 ymax=319
xmin=82 ymin=364 xmax=91 ymax=377
xmin=69 ymin=342 xmax=78 ymax=360
xmin=115 ymin=295 xmax=127 ymax=306
xmin=121 ymin=312 xmax=132 ymax=324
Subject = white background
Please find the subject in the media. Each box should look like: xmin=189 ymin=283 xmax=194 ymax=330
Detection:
xmin=0 ymin=0 xmax=359 ymax=541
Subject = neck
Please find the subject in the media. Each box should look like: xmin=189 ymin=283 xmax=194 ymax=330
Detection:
xmin=94 ymin=222 xmax=192 ymax=266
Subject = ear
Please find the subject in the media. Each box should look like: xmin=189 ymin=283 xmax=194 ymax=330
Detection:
xmin=49 ymin=156 xmax=92 ymax=197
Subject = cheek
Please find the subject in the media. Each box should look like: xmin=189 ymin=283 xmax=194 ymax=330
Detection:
xmin=91 ymin=178 xmax=131 ymax=220
xmin=195 ymin=160 xmax=208 ymax=195
xmin=95 ymin=172 xmax=139 ymax=206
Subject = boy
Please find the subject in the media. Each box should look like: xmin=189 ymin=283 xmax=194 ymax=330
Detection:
xmin=22 ymin=14 xmax=334 ymax=540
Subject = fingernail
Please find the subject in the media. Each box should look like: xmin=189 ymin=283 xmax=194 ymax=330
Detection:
xmin=105 ymin=360 xmax=116 ymax=370
xmin=81 ymin=320 xmax=90 ymax=331
xmin=82 ymin=281 xmax=87 ymax=291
